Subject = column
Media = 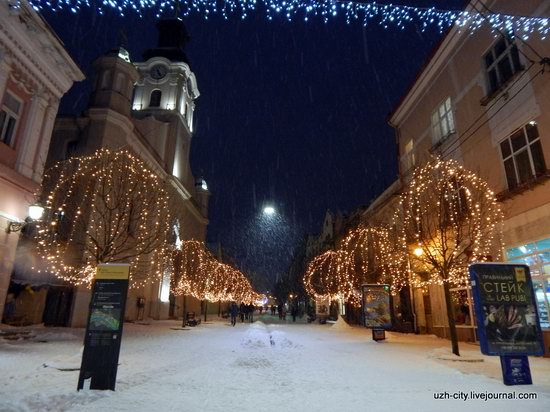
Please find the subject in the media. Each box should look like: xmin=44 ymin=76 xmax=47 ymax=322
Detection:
xmin=32 ymin=99 xmax=59 ymax=182
xmin=15 ymin=92 xmax=48 ymax=179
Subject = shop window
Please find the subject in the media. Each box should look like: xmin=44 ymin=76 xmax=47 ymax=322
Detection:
xmin=484 ymin=36 xmax=522 ymax=96
xmin=451 ymin=288 xmax=474 ymax=326
xmin=506 ymin=237 xmax=550 ymax=329
xmin=0 ymin=91 xmax=23 ymax=148
xmin=431 ymin=97 xmax=455 ymax=145
xmin=500 ymin=122 xmax=547 ymax=190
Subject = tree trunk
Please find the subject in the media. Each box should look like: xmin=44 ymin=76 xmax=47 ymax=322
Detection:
xmin=204 ymin=300 xmax=208 ymax=322
xmin=443 ymin=281 xmax=460 ymax=356
xmin=182 ymin=295 xmax=187 ymax=328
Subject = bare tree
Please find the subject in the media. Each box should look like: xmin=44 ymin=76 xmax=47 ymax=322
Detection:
xmin=35 ymin=149 xmax=171 ymax=287
xmin=400 ymin=159 xmax=503 ymax=356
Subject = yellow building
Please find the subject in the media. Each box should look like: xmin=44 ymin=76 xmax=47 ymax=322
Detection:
xmin=386 ymin=1 xmax=550 ymax=354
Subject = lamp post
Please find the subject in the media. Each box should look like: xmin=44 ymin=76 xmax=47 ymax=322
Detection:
xmin=6 ymin=202 xmax=44 ymax=233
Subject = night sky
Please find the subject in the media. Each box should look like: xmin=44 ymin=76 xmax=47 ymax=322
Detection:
xmin=42 ymin=1 xmax=463 ymax=289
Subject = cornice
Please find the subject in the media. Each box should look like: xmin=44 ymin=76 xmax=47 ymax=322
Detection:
xmin=0 ymin=1 xmax=84 ymax=99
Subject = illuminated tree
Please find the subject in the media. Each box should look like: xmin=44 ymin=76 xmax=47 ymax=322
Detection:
xmin=342 ymin=224 xmax=410 ymax=296
xmin=35 ymin=149 xmax=171 ymax=287
xmin=172 ymin=240 xmax=258 ymax=304
xmin=303 ymin=249 xmax=357 ymax=306
xmin=400 ymin=158 xmax=503 ymax=356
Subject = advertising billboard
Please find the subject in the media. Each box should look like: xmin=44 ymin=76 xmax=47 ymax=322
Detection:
xmin=361 ymin=284 xmax=392 ymax=329
xmin=469 ymin=263 xmax=544 ymax=356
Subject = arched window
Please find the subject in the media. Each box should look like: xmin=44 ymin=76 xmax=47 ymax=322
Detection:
xmin=100 ymin=70 xmax=111 ymax=90
xmin=114 ymin=73 xmax=125 ymax=93
xmin=149 ymin=89 xmax=162 ymax=108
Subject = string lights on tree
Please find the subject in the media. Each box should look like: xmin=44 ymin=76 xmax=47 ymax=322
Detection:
xmin=21 ymin=0 xmax=550 ymax=39
xmin=303 ymin=249 xmax=358 ymax=306
xmin=34 ymin=148 xmax=172 ymax=288
xmin=342 ymin=224 xmax=410 ymax=296
xmin=172 ymin=240 xmax=259 ymax=303
xmin=399 ymin=158 xmax=503 ymax=356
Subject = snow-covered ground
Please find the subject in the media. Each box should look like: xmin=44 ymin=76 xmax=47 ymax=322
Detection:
xmin=1 ymin=315 xmax=550 ymax=411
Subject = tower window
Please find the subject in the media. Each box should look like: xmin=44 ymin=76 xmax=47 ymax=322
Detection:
xmin=100 ymin=70 xmax=112 ymax=90
xmin=149 ymin=90 xmax=162 ymax=108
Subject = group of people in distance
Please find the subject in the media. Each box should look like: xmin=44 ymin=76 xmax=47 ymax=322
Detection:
xmin=229 ymin=302 xmax=300 ymax=326
xmin=229 ymin=302 xmax=256 ymax=326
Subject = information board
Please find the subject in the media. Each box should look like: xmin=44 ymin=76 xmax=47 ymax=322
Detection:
xmin=469 ymin=263 xmax=544 ymax=356
xmin=77 ymin=264 xmax=130 ymax=391
xmin=361 ymin=284 xmax=392 ymax=329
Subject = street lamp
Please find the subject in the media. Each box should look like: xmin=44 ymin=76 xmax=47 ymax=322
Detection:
xmin=263 ymin=205 xmax=275 ymax=215
xmin=413 ymin=247 xmax=424 ymax=257
xmin=6 ymin=202 xmax=44 ymax=233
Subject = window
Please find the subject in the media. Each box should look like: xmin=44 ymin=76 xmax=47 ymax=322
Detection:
xmin=0 ymin=92 xmax=23 ymax=148
xmin=65 ymin=140 xmax=79 ymax=160
xmin=114 ymin=73 xmax=125 ymax=94
xmin=506 ymin=238 xmax=550 ymax=329
xmin=403 ymin=138 xmax=415 ymax=171
xmin=442 ymin=177 xmax=468 ymax=226
xmin=450 ymin=288 xmax=474 ymax=327
xmin=500 ymin=122 xmax=546 ymax=190
xmin=484 ymin=36 xmax=521 ymax=96
xmin=100 ymin=70 xmax=111 ymax=90
xmin=431 ymin=97 xmax=455 ymax=145
xmin=149 ymin=89 xmax=162 ymax=108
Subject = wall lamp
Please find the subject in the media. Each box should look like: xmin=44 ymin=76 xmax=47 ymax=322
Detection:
xmin=6 ymin=203 xmax=44 ymax=233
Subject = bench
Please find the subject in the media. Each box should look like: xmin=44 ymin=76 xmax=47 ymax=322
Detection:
xmin=186 ymin=311 xmax=201 ymax=327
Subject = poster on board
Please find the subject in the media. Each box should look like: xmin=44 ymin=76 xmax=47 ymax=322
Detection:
xmin=469 ymin=263 xmax=544 ymax=356
xmin=315 ymin=296 xmax=330 ymax=317
xmin=362 ymin=284 xmax=392 ymax=329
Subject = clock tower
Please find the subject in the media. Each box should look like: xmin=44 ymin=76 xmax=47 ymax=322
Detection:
xmin=131 ymin=18 xmax=200 ymax=185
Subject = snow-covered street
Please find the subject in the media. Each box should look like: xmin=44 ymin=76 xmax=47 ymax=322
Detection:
xmin=1 ymin=316 xmax=550 ymax=412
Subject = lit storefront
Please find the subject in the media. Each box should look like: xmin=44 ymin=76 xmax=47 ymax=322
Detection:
xmin=505 ymin=237 xmax=550 ymax=331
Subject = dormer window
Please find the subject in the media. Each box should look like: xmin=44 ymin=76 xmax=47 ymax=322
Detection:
xmin=149 ymin=89 xmax=162 ymax=108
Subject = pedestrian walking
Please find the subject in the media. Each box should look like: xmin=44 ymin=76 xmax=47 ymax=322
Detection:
xmin=240 ymin=302 xmax=245 ymax=323
xmin=248 ymin=303 xmax=255 ymax=323
xmin=230 ymin=302 xmax=239 ymax=326
xmin=291 ymin=304 xmax=298 ymax=322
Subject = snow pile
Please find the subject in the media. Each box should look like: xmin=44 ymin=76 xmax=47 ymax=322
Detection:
xmin=329 ymin=316 xmax=354 ymax=331
xmin=269 ymin=330 xmax=300 ymax=349
xmin=429 ymin=347 xmax=484 ymax=363
xmin=43 ymin=347 xmax=83 ymax=371
xmin=241 ymin=322 xmax=270 ymax=348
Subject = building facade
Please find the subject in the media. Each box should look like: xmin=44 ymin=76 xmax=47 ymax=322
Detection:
xmin=387 ymin=0 xmax=550 ymax=354
xmin=10 ymin=18 xmax=209 ymax=327
xmin=0 ymin=0 xmax=83 ymax=323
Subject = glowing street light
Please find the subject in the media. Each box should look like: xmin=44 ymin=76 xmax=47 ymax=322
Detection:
xmin=413 ymin=247 xmax=424 ymax=257
xmin=263 ymin=206 xmax=275 ymax=215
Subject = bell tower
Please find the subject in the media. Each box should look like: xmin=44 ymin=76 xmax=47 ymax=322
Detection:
xmin=89 ymin=47 xmax=139 ymax=117
xmin=131 ymin=19 xmax=199 ymax=133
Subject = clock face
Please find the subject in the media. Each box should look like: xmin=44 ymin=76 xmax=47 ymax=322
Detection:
xmin=150 ymin=64 xmax=167 ymax=80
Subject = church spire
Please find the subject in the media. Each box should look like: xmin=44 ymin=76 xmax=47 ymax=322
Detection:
xmin=143 ymin=17 xmax=190 ymax=64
